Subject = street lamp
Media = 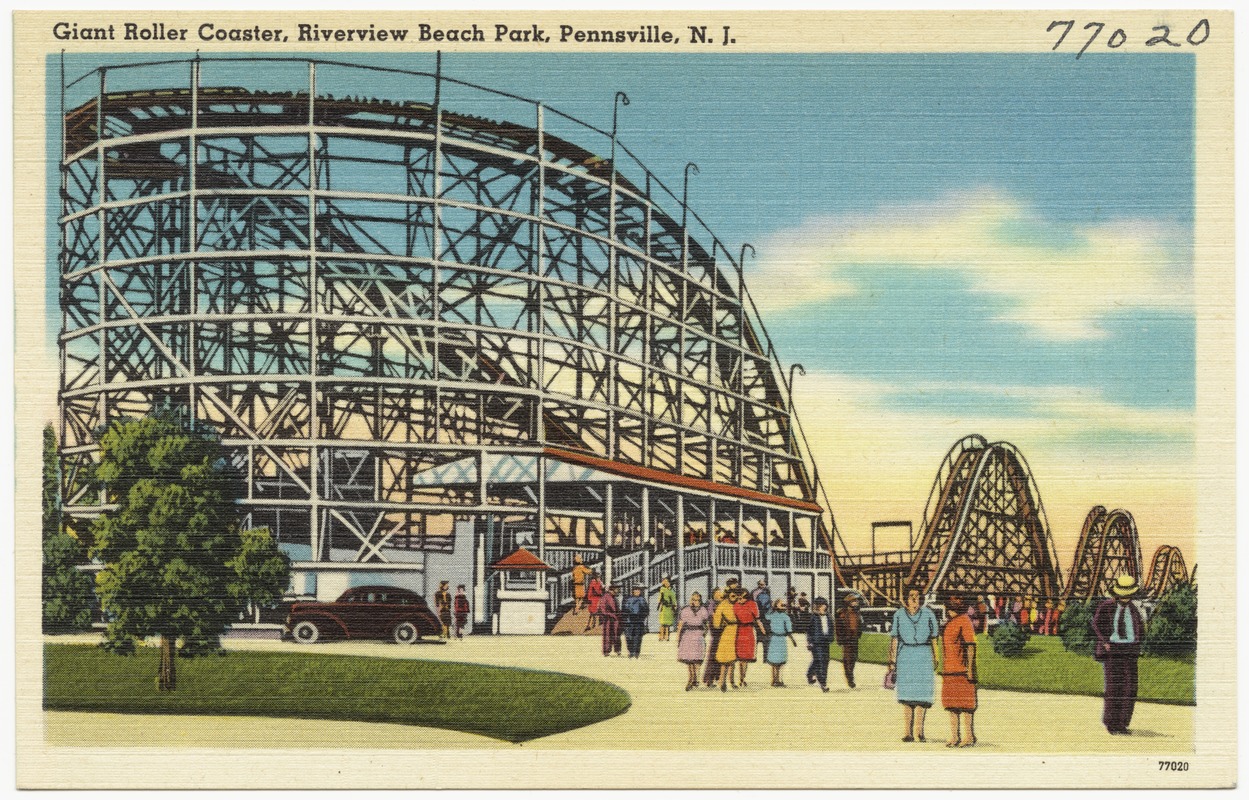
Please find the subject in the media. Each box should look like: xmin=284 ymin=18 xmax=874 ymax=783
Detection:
xmin=787 ymin=362 xmax=806 ymax=457
xmin=681 ymin=161 xmax=700 ymax=232
xmin=611 ymin=91 xmax=630 ymax=141
xmin=737 ymin=241 xmax=755 ymax=291
xmin=609 ymin=91 xmax=630 ymax=172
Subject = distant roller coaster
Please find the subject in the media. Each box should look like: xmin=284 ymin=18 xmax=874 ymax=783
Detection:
xmin=57 ymin=56 xmax=839 ymax=628
xmin=839 ymin=436 xmax=1190 ymax=605
xmin=1143 ymin=544 xmax=1191 ymax=598
xmin=840 ymin=435 xmax=1064 ymax=604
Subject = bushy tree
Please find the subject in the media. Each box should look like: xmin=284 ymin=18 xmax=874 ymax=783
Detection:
xmin=1144 ymin=582 xmax=1198 ymax=658
xmin=42 ymin=424 xmax=94 ymax=632
xmin=990 ymin=619 xmax=1030 ymax=657
xmin=1058 ymin=598 xmax=1097 ymax=656
xmin=90 ymin=415 xmax=290 ymax=690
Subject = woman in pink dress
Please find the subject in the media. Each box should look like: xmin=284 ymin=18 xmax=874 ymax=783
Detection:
xmin=675 ymin=592 xmax=711 ymax=690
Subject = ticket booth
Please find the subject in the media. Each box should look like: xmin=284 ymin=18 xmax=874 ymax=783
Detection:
xmin=489 ymin=548 xmax=553 ymax=635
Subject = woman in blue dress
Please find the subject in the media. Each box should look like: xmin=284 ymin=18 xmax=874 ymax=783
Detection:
xmin=889 ymin=586 xmax=942 ymax=742
xmin=764 ymin=599 xmax=797 ymax=687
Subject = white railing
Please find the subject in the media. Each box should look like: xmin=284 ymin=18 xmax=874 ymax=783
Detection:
xmin=685 ymin=542 xmax=711 ymax=573
xmin=611 ymin=549 xmax=647 ymax=586
xmin=647 ymin=550 xmax=676 ymax=587
xmin=716 ymin=543 xmax=740 ymax=567
xmin=544 ymin=546 xmax=601 ymax=571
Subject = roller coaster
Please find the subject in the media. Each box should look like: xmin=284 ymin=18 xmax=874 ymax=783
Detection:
xmin=56 ymin=56 xmax=840 ymax=627
xmin=839 ymin=435 xmax=1192 ymax=606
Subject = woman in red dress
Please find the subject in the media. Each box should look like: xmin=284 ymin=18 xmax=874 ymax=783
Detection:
xmin=940 ymin=596 xmax=979 ymax=747
xmin=585 ymin=570 xmax=604 ymax=631
xmin=732 ymin=587 xmax=766 ymax=688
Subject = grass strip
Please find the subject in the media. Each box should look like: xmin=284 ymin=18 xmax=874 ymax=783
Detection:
xmin=44 ymin=643 xmax=631 ymax=743
xmin=832 ymin=632 xmax=1194 ymax=706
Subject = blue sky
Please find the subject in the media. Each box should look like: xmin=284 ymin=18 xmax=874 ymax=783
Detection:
xmin=48 ymin=51 xmax=1196 ymax=554
xmin=48 ymin=51 xmax=1195 ymax=412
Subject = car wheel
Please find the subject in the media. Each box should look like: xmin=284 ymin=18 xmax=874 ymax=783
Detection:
xmin=292 ymin=620 xmax=321 ymax=644
xmin=393 ymin=621 xmax=420 ymax=645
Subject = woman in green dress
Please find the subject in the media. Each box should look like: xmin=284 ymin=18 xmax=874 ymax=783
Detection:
xmin=657 ymin=576 xmax=677 ymax=641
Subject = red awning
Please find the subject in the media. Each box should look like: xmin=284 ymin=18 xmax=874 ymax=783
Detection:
xmin=489 ymin=548 xmax=554 ymax=572
xmin=543 ymin=447 xmax=824 ymax=514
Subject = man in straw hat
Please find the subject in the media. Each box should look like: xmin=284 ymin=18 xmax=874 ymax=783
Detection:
xmin=1091 ymin=574 xmax=1146 ymax=735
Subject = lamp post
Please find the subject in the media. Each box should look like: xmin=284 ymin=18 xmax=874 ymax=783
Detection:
xmin=607 ymin=91 xmax=628 ymax=462
xmin=610 ymin=91 xmax=630 ymax=181
xmin=611 ymin=91 xmax=630 ymax=146
xmin=787 ymin=362 xmax=806 ymax=458
xmin=738 ymin=242 xmax=755 ymax=324
xmin=736 ymin=244 xmax=755 ymax=486
xmin=681 ymin=162 xmax=700 ymax=234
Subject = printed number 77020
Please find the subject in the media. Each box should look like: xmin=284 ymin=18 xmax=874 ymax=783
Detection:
xmin=1158 ymin=761 xmax=1190 ymax=771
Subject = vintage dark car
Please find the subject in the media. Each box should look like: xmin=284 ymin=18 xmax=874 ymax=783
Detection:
xmin=283 ymin=586 xmax=441 ymax=644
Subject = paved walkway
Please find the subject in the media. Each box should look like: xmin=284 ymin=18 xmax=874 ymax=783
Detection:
xmin=44 ymin=633 xmax=1192 ymax=752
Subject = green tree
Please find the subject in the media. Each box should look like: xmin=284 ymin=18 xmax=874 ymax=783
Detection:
xmin=1057 ymin=598 xmax=1098 ymax=656
xmin=90 ymin=415 xmax=290 ymax=690
xmin=42 ymin=424 xmax=95 ymax=632
xmin=1144 ymin=582 xmax=1198 ymax=658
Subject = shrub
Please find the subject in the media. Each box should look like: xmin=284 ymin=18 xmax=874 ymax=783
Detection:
xmin=990 ymin=620 xmax=1031 ymax=657
xmin=1144 ymin=582 xmax=1197 ymax=658
xmin=1058 ymin=599 xmax=1097 ymax=656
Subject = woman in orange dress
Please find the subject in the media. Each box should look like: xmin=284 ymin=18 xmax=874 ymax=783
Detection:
xmin=713 ymin=588 xmax=740 ymax=692
xmin=940 ymin=596 xmax=978 ymax=747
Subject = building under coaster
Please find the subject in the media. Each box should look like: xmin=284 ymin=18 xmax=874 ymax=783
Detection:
xmin=56 ymin=57 xmax=839 ymax=632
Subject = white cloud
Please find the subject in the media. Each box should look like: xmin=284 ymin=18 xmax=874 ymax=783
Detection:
xmin=748 ymin=189 xmax=1190 ymax=341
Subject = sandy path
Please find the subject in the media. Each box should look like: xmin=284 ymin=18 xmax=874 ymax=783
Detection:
xmin=43 ymin=633 xmax=1192 ymax=753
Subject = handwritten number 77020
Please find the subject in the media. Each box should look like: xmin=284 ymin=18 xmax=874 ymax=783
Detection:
xmin=1049 ymin=19 xmax=1210 ymax=58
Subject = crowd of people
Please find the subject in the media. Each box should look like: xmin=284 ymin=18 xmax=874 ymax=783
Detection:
xmin=963 ymin=594 xmax=1067 ymax=636
xmin=576 ymin=573 xmax=985 ymax=748
xmin=585 ymin=576 xmax=831 ymax=693
xmin=571 ymin=554 xmax=1152 ymax=745
xmin=673 ymin=577 xmax=802 ymax=691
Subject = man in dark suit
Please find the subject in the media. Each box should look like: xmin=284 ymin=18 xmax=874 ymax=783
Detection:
xmin=621 ymin=585 xmax=649 ymax=658
xmin=1091 ymin=574 xmax=1147 ymax=735
xmin=805 ymin=597 xmax=833 ymax=692
xmin=600 ymin=584 xmax=623 ymax=657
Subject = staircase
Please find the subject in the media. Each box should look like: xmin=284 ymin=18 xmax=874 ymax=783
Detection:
xmin=549 ymin=605 xmax=600 ymax=636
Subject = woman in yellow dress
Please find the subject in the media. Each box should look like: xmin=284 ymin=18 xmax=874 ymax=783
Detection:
xmin=714 ymin=587 xmax=741 ymax=692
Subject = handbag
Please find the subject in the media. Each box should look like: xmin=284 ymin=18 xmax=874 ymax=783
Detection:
xmin=883 ymin=668 xmax=897 ymax=690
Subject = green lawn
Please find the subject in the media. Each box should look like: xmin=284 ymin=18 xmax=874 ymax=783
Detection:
xmin=832 ymin=633 xmax=1194 ymax=706
xmin=44 ymin=644 xmax=631 ymax=743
